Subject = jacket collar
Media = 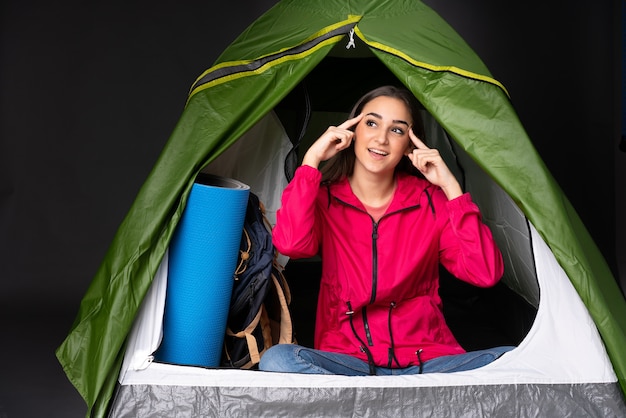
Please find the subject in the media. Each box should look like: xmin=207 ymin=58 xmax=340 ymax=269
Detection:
xmin=329 ymin=172 xmax=431 ymax=212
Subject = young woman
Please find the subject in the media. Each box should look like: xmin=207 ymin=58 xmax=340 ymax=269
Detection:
xmin=260 ymin=86 xmax=513 ymax=375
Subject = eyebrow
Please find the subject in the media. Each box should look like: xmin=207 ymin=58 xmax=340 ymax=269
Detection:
xmin=365 ymin=112 xmax=410 ymax=127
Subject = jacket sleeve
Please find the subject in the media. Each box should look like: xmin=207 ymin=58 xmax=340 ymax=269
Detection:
xmin=272 ymin=165 xmax=323 ymax=259
xmin=438 ymin=192 xmax=504 ymax=288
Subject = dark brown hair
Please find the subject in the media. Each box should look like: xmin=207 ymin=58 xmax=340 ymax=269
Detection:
xmin=320 ymin=85 xmax=425 ymax=184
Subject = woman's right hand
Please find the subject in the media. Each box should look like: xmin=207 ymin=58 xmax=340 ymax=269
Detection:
xmin=301 ymin=114 xmax=363 ymax=169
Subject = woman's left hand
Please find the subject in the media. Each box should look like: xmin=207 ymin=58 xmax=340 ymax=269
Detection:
xmin=406 ymin=129 xmax=463 ymax=200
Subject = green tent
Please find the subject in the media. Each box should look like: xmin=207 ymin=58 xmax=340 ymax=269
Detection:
xmin=56 ymin=1 xmax=626 ymax=416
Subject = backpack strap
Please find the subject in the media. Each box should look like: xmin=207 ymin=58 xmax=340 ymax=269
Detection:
xmin=234 ymin=227 xmax=251 ymax=276
xmin=270 ymin=271 xmax=293 ymax=345
xmin=225 ymin=307 xmax=264 ymax=368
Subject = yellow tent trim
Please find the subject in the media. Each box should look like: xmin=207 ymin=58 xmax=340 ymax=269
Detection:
xmin=354 ymin=26 xmax=509 ymax=96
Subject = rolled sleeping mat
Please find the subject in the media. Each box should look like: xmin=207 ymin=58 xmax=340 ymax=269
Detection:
xmin=155 ymin=173 xmax=250 ymax=367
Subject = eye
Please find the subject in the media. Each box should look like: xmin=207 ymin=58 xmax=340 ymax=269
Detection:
xmin=391 ymin=126 xmax=406 ymax=135
xmin=365 ymin=119 xmax=377 ymax=127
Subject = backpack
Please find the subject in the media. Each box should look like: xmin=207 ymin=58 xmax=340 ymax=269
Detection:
xmin=221 ymin=193 xmax=295 ymax=369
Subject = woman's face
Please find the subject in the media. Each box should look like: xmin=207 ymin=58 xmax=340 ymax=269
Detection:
xmin=352 ymin=95 xmax=413 ymax=178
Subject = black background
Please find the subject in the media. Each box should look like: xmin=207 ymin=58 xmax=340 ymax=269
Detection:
xmin=1 ymin=1 xmax=623 ymax=416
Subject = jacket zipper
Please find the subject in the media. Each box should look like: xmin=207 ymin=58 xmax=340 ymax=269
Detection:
xmin=370 ymin=206 xmax=420 ymax=303
xmin=332 ymin=197 xmax=381 ymax=304
xmin=332 ymin=195 xmax=423 ymax=352
xmin=370 ymin=222 xmax=379 ymax=304
xmin=362 ymin=306 xmax=373 ymax=346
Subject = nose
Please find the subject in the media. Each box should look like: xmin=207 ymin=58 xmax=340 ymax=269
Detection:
xmin=374 ymin=131 xmax=389 ymax=145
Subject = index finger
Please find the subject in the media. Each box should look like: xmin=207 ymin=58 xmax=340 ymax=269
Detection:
xmin=337 ymin=113 xmax=364 ymax=130
xmin=409 ymin=128 xmax=429 ymax=149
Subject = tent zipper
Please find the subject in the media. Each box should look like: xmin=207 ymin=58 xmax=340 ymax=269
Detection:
xmin=189 ymin=20 xmax=359 ymax=99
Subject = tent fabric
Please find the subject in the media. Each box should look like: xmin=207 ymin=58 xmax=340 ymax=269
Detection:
xmin=55 ymin=0 xmax=626 ymax=416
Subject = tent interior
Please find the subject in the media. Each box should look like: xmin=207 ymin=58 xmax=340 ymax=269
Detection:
xmin=118 ymin=35 xmax=542 ymax=380
xmin=253 ymin=38 xmax=538 ymax=352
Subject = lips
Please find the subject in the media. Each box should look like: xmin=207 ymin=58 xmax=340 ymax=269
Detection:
xmin=368 ymin=148 xmax=389 ymax=157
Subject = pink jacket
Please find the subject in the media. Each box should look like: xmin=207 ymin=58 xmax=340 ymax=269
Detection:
xmin=273 ymin=165 xmax=504 ymax=368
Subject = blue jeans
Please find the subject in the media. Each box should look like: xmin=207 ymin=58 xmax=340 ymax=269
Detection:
xmin=258 ymin=344 xmax=515 ymax=375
